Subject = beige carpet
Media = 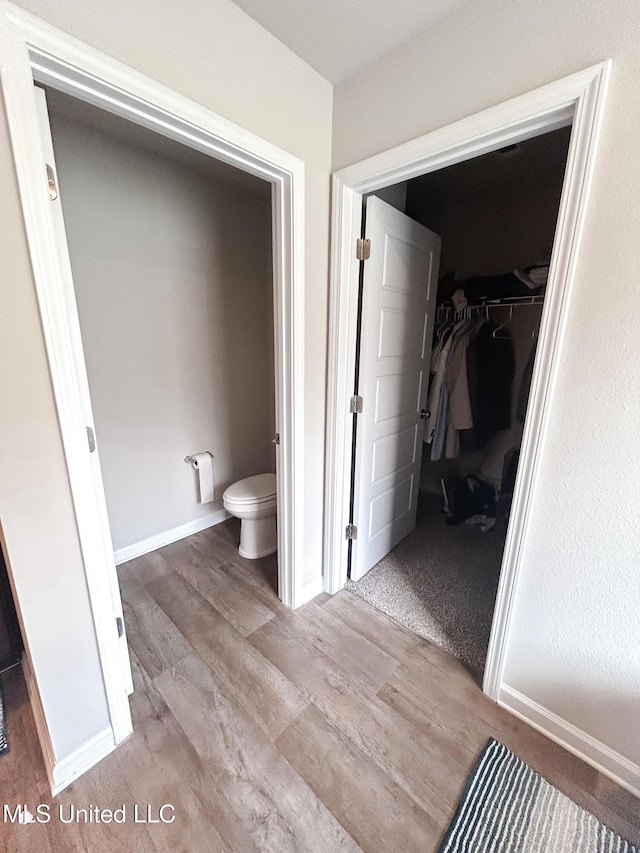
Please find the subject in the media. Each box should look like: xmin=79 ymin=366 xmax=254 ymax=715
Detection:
xmin=345 ymin=493 xmax=505 ymax=673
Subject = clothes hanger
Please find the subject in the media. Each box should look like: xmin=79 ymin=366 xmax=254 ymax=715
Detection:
xmin=492 ymin=305 xmax=513 ymax=338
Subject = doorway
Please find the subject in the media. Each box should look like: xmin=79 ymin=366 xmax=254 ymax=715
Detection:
xmin=32 ymin=79 xmax=292 ymax=718
xmin=37 ymin=78 xmax=280 ymax=680
xmin=0 ymin=11 xmax=306 ymax=792
xmin=324 ymin=63 xmax=609 ymax=702
xmin=41 ymin=84 xmax=277 ymax=558
xmin=345 ymin=127 xmax=571 ymax=675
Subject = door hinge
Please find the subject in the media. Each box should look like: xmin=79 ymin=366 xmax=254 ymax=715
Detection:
xmin=350 ymin=395 xmax=363 ymax=414
xmin=271 ymin=433 xmax=280 ymax=445
xmin=116 ymin=616 xmax=124 ymax=638
xmin=345 ymin=524 xmax=358 ymax=540
xmin=356 ymin=238 xmax=371 ymax=261
xmin=86 ymin=426 xmax=96 ymax=453
xmin=46 ymin=163 xmax=58 ymax=201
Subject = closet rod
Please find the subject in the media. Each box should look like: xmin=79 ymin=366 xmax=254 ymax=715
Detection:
xmin=480 ymin=294 xmax=544 ymax=306
xmin=436 ymin=295 xmax=544 ymax=315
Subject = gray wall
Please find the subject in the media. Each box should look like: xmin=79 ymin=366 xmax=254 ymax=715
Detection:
xmin=49 ymin=107 xmax=275 ymax=552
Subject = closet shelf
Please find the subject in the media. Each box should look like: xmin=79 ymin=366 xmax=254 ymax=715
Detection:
xmin=437 ymin=294 xmax=545 ymax=313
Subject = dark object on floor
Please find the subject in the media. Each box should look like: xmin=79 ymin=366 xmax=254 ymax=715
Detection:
xmin=446 ymin=474 xmax=498 ymax=526
xmin=439 ymin=739 xmax=637 ymax=853
xmin=0 ymin=682 xmax=9 ymax=757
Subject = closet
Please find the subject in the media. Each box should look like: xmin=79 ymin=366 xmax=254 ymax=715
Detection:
xmin=346 ymin=126 xmax=571 ymax=674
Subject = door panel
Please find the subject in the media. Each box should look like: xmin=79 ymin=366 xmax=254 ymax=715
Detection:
xmin=351 ymin=196 xmax=440 ymax=581
xmin=34 ymin=86 xmax=134 ymax=695
xmin=378 ymin=308 xmax=427 ymax=358
xmin=374 ymin=371 xmax=423 ymax=422
xmin=371 ymin=425 xmax=418 ymax=483
xmin=369 ymin=474 xmax=414 ymax=538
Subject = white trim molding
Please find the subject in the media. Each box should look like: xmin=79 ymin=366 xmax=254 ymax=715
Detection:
xmin=51 ymin=728 xmax=116 ymax=796
xmin=113 ymin=509 xmax=231 ymax=565
xmin=23 ymin=651 xmax=116 ymax=795
xmin=0 ymin=0 xmax=306 ymax=790
xmin=499 ymin=685 xmax=640 ymax=799
xmin=299 ymin=576 xmax=325 ymax=607
xmin=324 ymin=63 xmax=610 ymax=707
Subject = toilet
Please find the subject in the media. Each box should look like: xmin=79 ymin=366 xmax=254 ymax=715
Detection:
xmin=222 ymin=473 xmax=277 ymax=559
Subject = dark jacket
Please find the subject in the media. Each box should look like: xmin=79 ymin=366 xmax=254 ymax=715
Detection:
xmin=460 ymin=321 xmax=515 ymax=452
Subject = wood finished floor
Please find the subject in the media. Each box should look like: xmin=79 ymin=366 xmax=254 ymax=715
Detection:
xmin=1 ymin=518 xmax=638 ymax=852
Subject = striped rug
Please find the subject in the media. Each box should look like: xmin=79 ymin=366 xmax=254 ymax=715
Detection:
xmin=440 ymin=739 xmax=637 ymax=852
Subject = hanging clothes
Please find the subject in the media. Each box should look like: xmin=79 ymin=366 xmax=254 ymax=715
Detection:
xmin=444 ymin=321 xmax=477 ymax=458
xmin=426 ymin=315 xmax=516 ymax=459
xmin=460 ymin=320 xmax=515 ymax=453
xmin=425 ymin=318 xmax=475 ymax=460
xmin=424 ymin=319 xmax=462 ymax=449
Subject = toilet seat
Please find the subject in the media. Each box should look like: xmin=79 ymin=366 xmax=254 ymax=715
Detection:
xmin=223 ymin=473 xmax=276 ymax=505
xmin=224 ymin=495 xmax=277 ymax=515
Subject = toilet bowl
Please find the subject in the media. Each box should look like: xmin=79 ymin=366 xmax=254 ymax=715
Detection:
xmin=222 ymin=473 xmax=277 ymax=559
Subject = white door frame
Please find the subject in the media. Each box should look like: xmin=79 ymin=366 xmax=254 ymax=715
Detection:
xmin=0 ymin=0 xmax=305 ymax=764
xmin=324 ymin=62 xmax=609 ymax=700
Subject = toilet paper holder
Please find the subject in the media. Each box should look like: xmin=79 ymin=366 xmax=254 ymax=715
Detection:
xmin=184 ymin=451 xmax=214 ymax=468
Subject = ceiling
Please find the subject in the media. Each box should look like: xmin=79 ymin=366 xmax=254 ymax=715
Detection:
xmin=403 ymin=126 xmax=572 ymax=274
xmin=231 ymin=0 xmax=472 ymax=84
xmin=406 ymin=126 xmax=573 ymax=211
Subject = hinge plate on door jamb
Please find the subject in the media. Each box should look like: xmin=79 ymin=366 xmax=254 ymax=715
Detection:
xmin=116 ymin=617 xmax=124 ymax=638
xmin=86 ymin=426 xmax=96 ymax=453
xmin=356 ymin=238 xmax=371 ymax=261
xmin=350 ymin=395 xmax=363 ymax=414
xmin=345 ymin=524 xmax=358 ymax=540
xmin=46 ymin=163 xmax=58 ymax=200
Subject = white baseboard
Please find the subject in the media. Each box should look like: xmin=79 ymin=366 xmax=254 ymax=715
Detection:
xmin=498 ymin=684 xmax=640 ymax=799
xmin=23 ymin=651 xmax=117 ymax=796
xmin=297 ymin=576 xmax=324 ymax=608
xmin=51 ymin=727 xmax=115 ymax=796
xmin=114 ymin=508 xmax=230 ymax=564
xmin=22 ymin=652 xmax=56 ymax=795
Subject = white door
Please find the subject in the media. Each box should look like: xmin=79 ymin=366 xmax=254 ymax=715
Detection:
xmin=34 ymin=86 xmax=134 ymax=695
xmin=351 ymin=196 xmax=440 ymax=581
